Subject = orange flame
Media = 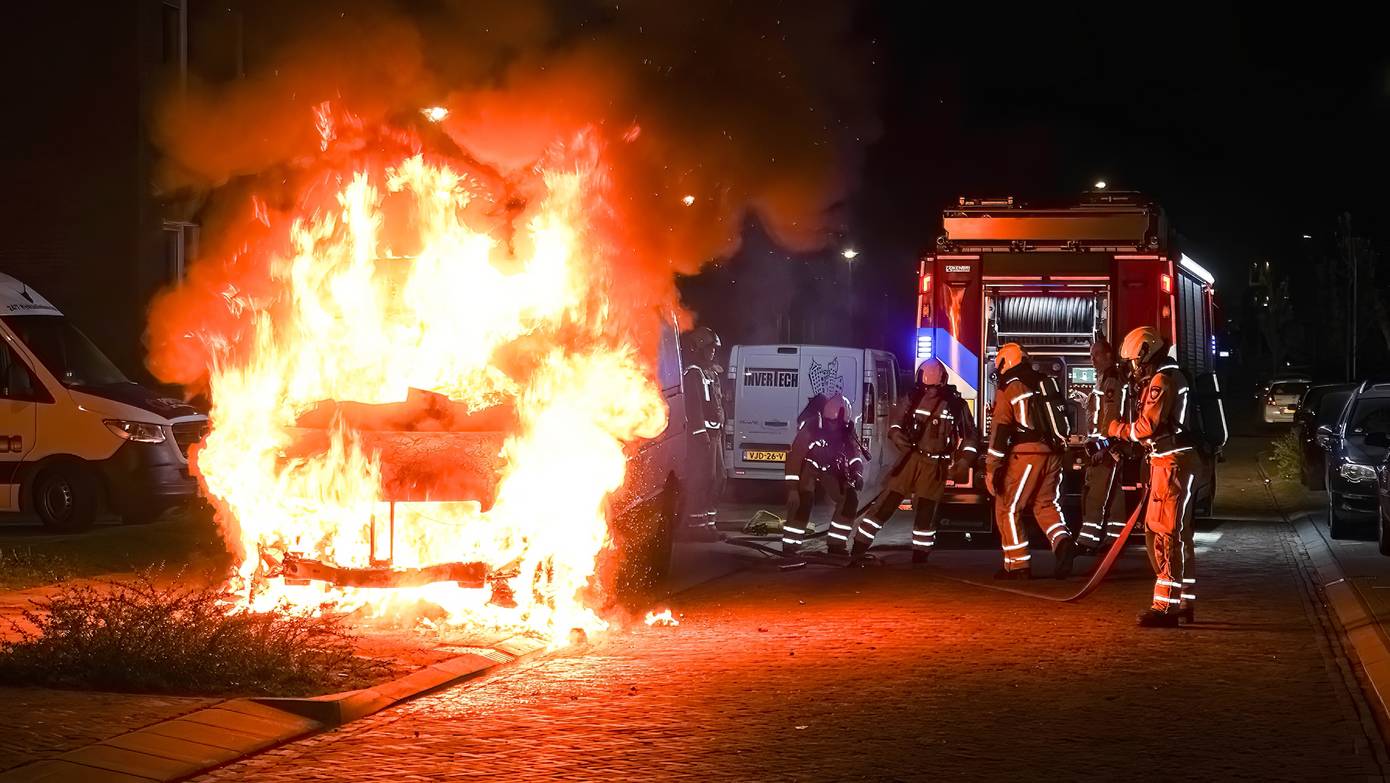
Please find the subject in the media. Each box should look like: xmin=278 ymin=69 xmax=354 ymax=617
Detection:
xmin=643 ymin=609 xmax=679 ymax=626
xmin=194 ymin=129 xmax=667 ymax=645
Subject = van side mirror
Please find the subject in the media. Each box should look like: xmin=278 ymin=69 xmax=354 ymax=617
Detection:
xmin=1366 ymin=432 xmax=1390 ymax=449
xmin=1316 ymin=424 xmax=1336 ymax=451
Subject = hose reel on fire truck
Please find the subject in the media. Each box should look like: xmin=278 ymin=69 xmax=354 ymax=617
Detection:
xmin=991 ymin=296 xmax=1098 ymax=347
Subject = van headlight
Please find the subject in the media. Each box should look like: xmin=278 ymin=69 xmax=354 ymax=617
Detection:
xmin=104 ymin=420 xmax=167 ymax=443
xmin=1338 ymin=462 xmax=1376 ymax=483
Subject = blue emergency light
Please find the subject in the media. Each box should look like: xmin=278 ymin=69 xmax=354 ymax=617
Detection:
xmin=916 ymin=328 xmax=934 ymax=361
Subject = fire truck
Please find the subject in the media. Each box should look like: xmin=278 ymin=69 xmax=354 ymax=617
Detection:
xmin=917 ymin=192 xmax=1222 ymax=530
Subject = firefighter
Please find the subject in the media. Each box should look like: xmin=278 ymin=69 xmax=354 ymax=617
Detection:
xmin=983 ymin=343 xmax=1076 ymax=580
xmin=1108 ymin=326 xmax=1200 ymax=627
xmin=850 ymin=358 xmax=977 ymax=565
xmin=681 ymin=326 xmax=726 ymax=541
xmin=1076 ymin=338 xmax=1126 ymax=555
xmin=781 ymin=394 xmax=869 ymax=555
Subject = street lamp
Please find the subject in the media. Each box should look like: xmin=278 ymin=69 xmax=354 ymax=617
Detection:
xmin=842 ymin=248 xmax=859 ymax=337
xmin=1093 ymin=180 xmax=1107 ymax=190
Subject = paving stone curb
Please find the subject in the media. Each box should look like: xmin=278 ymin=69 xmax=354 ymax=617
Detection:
xmin=0 ymin=635 xmax=547 ymax=783
xmin=1293 ymin=515 xmax=1390 ymax=721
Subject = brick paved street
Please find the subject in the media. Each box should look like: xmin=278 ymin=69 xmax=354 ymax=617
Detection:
xmin=0 ymin=689 xmax=216 ymax=772
xmin=199 ymin=473 xmax=1390 ymax=782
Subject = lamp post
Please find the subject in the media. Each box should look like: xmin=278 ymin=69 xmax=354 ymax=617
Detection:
xmin=842 ymin=248 xmax=859 ymax=343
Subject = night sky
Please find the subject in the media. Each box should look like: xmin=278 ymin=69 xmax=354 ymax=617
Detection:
xmin=686 ymin=5 xmax=1389 ymax=360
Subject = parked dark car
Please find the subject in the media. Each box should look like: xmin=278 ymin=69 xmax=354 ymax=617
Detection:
xmin=1372 ymin=433 xmax=1390 ymax=555
xmin=1295 ymin=383 xmax=1355 ymax=489
xmin=1319 ymin=382 xmax=1390 ymax=538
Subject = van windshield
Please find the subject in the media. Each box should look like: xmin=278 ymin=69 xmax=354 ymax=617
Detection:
xmin=2 ymin=315 xmax=130 ymax=388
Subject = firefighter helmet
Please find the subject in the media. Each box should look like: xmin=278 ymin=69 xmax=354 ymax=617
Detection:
xmin=1118 ymin=326 xmax=1164 ymax=365
xmin=917 ymin=358 xmax=947 ymax=386
xmin=687 ymin=326 xmax=721 ymax=353
xmin=822 ymin=394 xmax=852 ymax=422
xmin=994 ymin=343 xmax=1028 ymax=375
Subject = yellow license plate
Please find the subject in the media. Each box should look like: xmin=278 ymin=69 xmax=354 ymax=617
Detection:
xmin=744 ymin=450 xmax=787 ymax=462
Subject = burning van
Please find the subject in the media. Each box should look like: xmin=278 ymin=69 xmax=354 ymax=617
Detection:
xmin=178 ymin=146 xmax=684 ymax=644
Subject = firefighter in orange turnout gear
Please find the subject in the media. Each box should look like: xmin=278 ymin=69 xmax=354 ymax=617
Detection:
xmin=850 ymin=359 xmax=978 ymax=564
xmin=1076 ymin=338 xmax=1127 ymax=555
xmin=984 ymin=343 xmax=1076 ymax=580
xmin=1109 ymin=326 xmax=1200 ymax=627
xmin=781 ymin=395 xmax=869 ymax=556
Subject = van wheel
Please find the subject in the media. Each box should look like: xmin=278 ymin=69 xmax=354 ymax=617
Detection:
xmin=1378 ymin=509 xmax=1390 ymax=556
xmin=606 ymin=481 xmax=680 ymax=607
xmin=32 ymin=464 xmax=98 ymax=532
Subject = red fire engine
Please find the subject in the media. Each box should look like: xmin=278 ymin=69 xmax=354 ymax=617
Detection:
xmin=917 ymin=191 xmax=1221 ymax=530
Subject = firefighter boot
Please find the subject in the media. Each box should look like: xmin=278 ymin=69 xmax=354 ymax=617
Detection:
xmin=911 ymin=549 xmax=930 ymax=567
xmin=1053 ymin=537 xmax=1077 ymax=580
xmin=849 ymin=540 xmax=869 ymax=561
xmin=994 ymin=567 xmax=1032 ymax=581
xmin=1136 ymin=609 xmax=1180 ymax=628
xmin=1179 ymin=602 xmax=1195 ymax=624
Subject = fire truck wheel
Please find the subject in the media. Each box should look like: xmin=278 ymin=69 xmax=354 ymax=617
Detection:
xmin=32 ymin=463 xmax=98 ymax=532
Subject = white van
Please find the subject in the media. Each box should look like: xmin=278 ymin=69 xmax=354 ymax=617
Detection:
xmin=0 ymin=274 xmax=208 ymax=530
xmin=724 ymin=344 xmax=899 ymax=489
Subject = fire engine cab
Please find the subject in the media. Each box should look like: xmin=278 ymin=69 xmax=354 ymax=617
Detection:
xmin=917 ymin=192 xmax=1221 ymax=529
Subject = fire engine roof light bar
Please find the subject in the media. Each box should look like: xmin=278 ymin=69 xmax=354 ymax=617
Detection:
xmin=1179 ymin=254 xmax=1216 ymax=286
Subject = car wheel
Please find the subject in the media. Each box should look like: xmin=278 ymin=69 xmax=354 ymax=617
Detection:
xmin=1328 ymin=495 xmax=1355 ymax=540
xmin=32 ymin=463 xmax=98 ymax=532
xmin=1379 ymin=508 xmax=1390 ymax=556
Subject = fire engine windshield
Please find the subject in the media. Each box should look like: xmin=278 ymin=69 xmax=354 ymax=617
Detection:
xmin=3 ymin=315 xmax=130 ymax=388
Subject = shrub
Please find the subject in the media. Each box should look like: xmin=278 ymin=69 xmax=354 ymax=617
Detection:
xmin=1266 ymin=431 xmax=1303 ymax=481
xmin=0 ymin=575 xmax=390 ymax=696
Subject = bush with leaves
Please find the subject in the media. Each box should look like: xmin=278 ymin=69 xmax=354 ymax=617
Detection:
xmin=0 ymin=575 xmax=390 ymax=695
xmin=1266 ymin=431 xmax=1304 ymax=481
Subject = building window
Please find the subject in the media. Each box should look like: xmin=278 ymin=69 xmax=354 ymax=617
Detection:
xmin=162 ymin=221 xmax=198 ymax=283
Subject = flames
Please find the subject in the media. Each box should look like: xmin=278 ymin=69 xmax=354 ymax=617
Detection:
xmin=193 ymin=127 xmax=667 ymax=644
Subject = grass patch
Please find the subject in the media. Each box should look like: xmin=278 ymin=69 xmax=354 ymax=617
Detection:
xmin=0 ymin=575 xmax=391 ymax=696
xmin=0 ymin=510 xmax=232 ymax=590
xmin=0 ymin=547 xmax=75 ymax=589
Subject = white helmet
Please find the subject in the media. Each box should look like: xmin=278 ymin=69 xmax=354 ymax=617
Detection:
xmin=1118 ymin=326 xmax=1164 ymax=365
xmin=917 ymin=358 xmax=947 ymax=386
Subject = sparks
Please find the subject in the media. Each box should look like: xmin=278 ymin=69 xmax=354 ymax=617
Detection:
xmin=421 ymin=106 xmax=449 ymax=123
xmin=681 ymin=194 xmax=695 ymax=206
